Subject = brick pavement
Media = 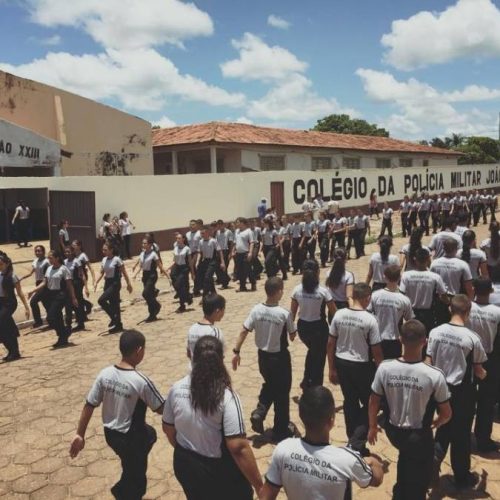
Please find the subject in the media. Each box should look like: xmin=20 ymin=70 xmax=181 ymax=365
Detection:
xmin=1 ymin=215 xmax=500 ymax=499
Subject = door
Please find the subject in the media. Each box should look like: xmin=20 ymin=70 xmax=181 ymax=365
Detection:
xmin=49 ymin=191 xmax=97 ymax=261
xmin=270 ymin=181 xmax=285 ymax=216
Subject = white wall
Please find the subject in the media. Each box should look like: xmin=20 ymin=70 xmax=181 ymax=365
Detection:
xmin=2 ymin=163 xmax=498 ymax=234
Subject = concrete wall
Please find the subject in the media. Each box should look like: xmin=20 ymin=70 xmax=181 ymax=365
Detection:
xmin=0 ymin=71 xmax=153 ymax=176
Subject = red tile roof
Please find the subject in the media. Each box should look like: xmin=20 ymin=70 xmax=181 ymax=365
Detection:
xmin=152 ymin=121 xmax=461 ymax=156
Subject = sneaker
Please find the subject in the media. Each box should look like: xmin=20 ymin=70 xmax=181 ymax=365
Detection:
xmin=52 ymin=339 xmax=69 ymax=348
xmin=187 ymin=294 xmax=193 ymax=305
xmin=455 ymin=471 xmax=479 ymax=489
xmin=108 ymin=324 xmax=123 ymax=334
xmin=175 ymin=305 xmax=186 ymax=313
xmin=251 ymin=284 xmax=257 ymax=292
xmin=144 ymin=316 xmax=158 ymax=323
xmin=250 ymin=412 xmax=264 ymax=434
xmin=2 ymin=352 xmax=21 ymax=362
xmin=71 ymin=324 xmax=85 ymax=333
xmin=108 ymin=319 xmax=115 ymax=328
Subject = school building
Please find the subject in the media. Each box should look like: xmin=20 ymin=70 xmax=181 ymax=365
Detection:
xmin=152 ymin=121 xmax=461 ymax=175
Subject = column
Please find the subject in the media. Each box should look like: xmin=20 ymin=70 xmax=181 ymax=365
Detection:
xmin=172 ymin=151 xmax=178 ymax=175
xmin=210 ymin=146 xmax=217 ymax=174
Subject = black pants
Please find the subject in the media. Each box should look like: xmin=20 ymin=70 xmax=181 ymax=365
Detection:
xmin=291 ymin=238 xmax=302 ymax=273
xmin=413 ymin=308 xmax=435 ymax=338
xmin=30 ymin=280 xmax=48 ymax=324
xmin=174 ymin=445 xmax=252 ymax=500
xmin=335 ymin=357 xmax=375 ymax=452
xmin=386 ymin=423 xmax=434 ymax=500
xmin=105 ymin=424 xmax=156 ymax=500
xmin=234 ymin=252 xmax=255 ymax=290
xmin=401 ymin=213 xmax=409 ymax=237
xmin=379 ymin=219 xmax=393 ymax=238
xmin=353 ymin=229 xmax=366 ymax=258
xmin=250 ymin=247 xmax=263 ymax=278
xmin=318 ymin=233 xmax=329 ymax=266
xmin=215 ymin=251 xmax=230 ymax=287
xmin=280 ymin=239 xmax=291 ymax=272
xmin=474 ymin=354 xmax=500 ymax=444
xmin=409 ymin=213 xmax=417 ymax=231
xmin=472 ymin=207 xmax=481 ymax=226
xmin=303 ymin=237 xmax=316 ymax=260
xmin=431 ymin=212 xmax=440 ymax=233
xmin=298 ymin=318 xmax=328 ymax=388
xmin=98 ymin=279 xmax=122 ymax=327
xmin=381 ymin=339 xmax=402 ymax=360
xmin=254 ymin=349 xmax=292 ymax=436
xmin=0 ymin=297 xmax=20 ymax=356
xmin=435 ymin=382 xmax=475 ymax=483
xmin=264 ymin=246 xmax=280 ymax=277
xmin=122 ymin=234 xmax=132 ymax=260
xmin=172 ymin=265 xmax=190 ymax=307
xmin=46 ymin=290 xmax=69 ymax=339
xmin=65 ymin=279 xmax=86 ymax=328
xmin=16 ymin=219 xmax=30 ymax=246
xmin=197 ymin=259 xmax=218 ymax=296
xmin=142 ymin=271 xmax=159 ymax=317
xmin=434 ymin=299 xmax=451 ymax=326
xmin=419 ymin=211 xmax=429 ymax=236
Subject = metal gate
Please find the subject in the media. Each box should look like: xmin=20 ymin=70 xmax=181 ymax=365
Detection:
xmin=270 ymin=181 xmax=285 ymax=216
xmin=49 ymin=191 xmax=97 ymax=261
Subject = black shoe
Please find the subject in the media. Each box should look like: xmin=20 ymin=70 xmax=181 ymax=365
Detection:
xmin=455 ymin=471 xmax=479 ymax=489
xmin=52 ymin=338 xmax=69 ymax=348
xmin=174 ymin=293 xmax=179 ymax=299
xmin=251 ymin=284 xmax=257 ymax=292
xmin=108 ymin=319 xmax=115 ymax=328
xmin=271 ymin=423 xmax=296 ymax=443
xmin=32 ymin=321 xmax=43 ymax=329
xmin=71 ymin=324 xmax=85 ymax=333
xmin=84 ymin=303 xmax=93 ymax=315
xmin=144 ymin=316 xmax=158 ymax=323
xmin=250 ymin=412 xmax=265 ymax=434
xmin=476 ymin=439 xmax=500 ymax=453
xmin=187 ymin=294 xmax=193 ymax=305
xmin=108 ymin=324 xmax=123 ymax=334
xmin=282 ymin=275 xmax=288 ymax=281
xmin=175 ymin=305 xmax=186 ymax=313
xmin=3 ymin=352 xmax=21 ymax=362
xmin=237 ymin=287 xmax=248 ymax=293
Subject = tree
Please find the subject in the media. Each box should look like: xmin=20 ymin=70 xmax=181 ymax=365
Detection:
xmin=430 ymin=137 xmax=449 ymax=149
xmin=457 ymin=136 xmax=500 ymax=165
xmin=312 ymin=114 xmax=389 ymax=137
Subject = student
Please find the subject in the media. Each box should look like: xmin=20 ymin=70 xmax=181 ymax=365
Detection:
xmin=58 ymin=220 xmax=70 ymax=252
xmin=0 ymin=254 xmax=30 ymax=361
xmin=427 ymin=295 xmax=487 ymax=489
xmin=277 ymin=216 xmax=291 ymax=275
xmin=72 ymin=240 xmax=95 ymax=318
xmin=441 ymin=193 xmax=452 ymax=223
xmin=11 ymin=200 xmax=31 ymax=247
xmin=261 ymin=386 xmax=383 ymax=500
xmin=186 ymin=293 xmax=225 ymax=359
xmin=163 ymin=336 xmax=262 ymax=500
xmin=232 ymin=218 xmax=256 ymax=292
xmin=400 ymin=248 xmax=448 ymax=336
xmin=19 ymin=245 xmax=49 ymax=328
xmin=167 ymin=233 xmax=193 ymax=313
xmin=94 ymin=242 xmax=133 ymax=333
xmin=379 ymin=201 xmax=393 ymax=238
xmin=408 ymin=197 xmax=419 ymax=233
xmin=428 ymin=217 xmax=462 ymax=258
xmin=249 ymin=219 xmax=264 ymax=280
xmin=291 ymin=260 xmax=336 ymax=389
xmin=290 ymin=215 xmax=304 ymax=274
xmin=133 ymin=237 xmax=168 ymax=322
xmin=69 ymin=330 xmax=164 ymax=500
xmin=368 ymin=265 xmax=414 ymax=359
xmin=64 ymin=245 xmax=87 ymax=332
xmin=325 ymin=248 xmax=354 ymax=309
xmin=186 ymin=219 xmax=201 ymax=294
xmin=28 ymin=250 xmax=78 ymax=347
xmin=480 ymin=221 xmax=500 ymax=281
xmin=353 ymin=209 xmax=370 ymax=258
xmin=458 ymin=230 xmax=488 ymax=280
xmin=261 ymin=219 xmax=280 ymax=278
xmin=232 ymin=277 xmax=296 ymax=442
xmin=467 ymin=278 xmax=500 ymax=452
xmin=399 ymin=227 xmax=427 ymax=271
xmin=368 ymin=320 xmax=451 ymax=500
xmin=418 ymin=193 xmax=431 ymax=236
xmin=316 ymin=211 xmax=331 ymax=267
xmin=327 ymin=283 xmax=383 ymax=454
xmin=299 ymin=212 xmax=317 ymax=261
xmin=118 ymin=211 xmax=135 ymax=260
xmin=215 ymin=219 xmax=233 ymax=288
xmin=99 ymin=213 xmax=112 ymax=240
xmin=345 ymin=209 xmax=357 ymax=259
xmin=329 ymin=211 xmax=347 ymax=257
xmin=399 ymin=195 xmax=411 ymax=238
xmin=430 ymin=193 xmax=441 ymax=234
xmin=365 ymin=236 xmax=399 ymax=291
xmin=455 ymin=212 xmax=469 ymax=238
xmin=369 ymin=190 xmax=380 ymax=220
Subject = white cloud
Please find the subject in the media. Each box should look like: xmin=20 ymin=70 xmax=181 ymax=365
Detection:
xmin=267 ymin=15 xmax=291 ymax=30
xmin=381 ymin=0 xmax=500 ymax=70
xmin=0 ymin=48 xmax=246 ymax=111
xmin=442 ymin=85 xmax=500 ymax=102
xmin=153 ymin=115 xmax=176 ymax=128
xmin=235 ymin=116 xmax=253 ymax=124
xmin=39 ymin=34 xmax=62 ymax=46
xmin=27 ymin=0 xmax=214 ymax=49
xmin=221 ymin=33 xmax=307 ymax=81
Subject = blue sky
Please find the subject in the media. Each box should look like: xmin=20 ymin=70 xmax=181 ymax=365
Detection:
xmin=1 ymin=0 xmax=500 ymax=140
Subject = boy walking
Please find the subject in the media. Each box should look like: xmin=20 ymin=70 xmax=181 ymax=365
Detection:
xmin=69 ymin=330 xmax=164 ymax=500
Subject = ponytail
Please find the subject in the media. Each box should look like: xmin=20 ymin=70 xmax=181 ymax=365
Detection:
xmin=379 ymin=235 xmax=392 ymax=264
xmin=302 ymin=259 xmax=319 ymax=293
xmin=408 ymin=227 xmax=424 ymax=267
xmin=326 ymin=249 xmax=346 ymax=289
xmin=461 ymin=230 xmax=475 ymax=264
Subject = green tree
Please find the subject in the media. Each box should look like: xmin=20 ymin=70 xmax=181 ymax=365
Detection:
xmin=430 ymin=137 xmax=448 ymax=149
xmin=312 ymin=114 xmax=389 ymax=137
xmin=457 ymin=136 xmax=500 ymax=165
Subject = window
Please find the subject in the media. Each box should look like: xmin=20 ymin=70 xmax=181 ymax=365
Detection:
xmin=342 ymin=157 xmax=361 ymax=169
xmin=312 ymin=156 xmax=332 ymax=170
xmin=423 ymin=159 xmax=429 ymax=167
xmin=399 ymin=158 xmax=413 ymax=167
xmin=259 ymin=155 xmax=285 ymax=171
xmin=376 ymin=158 xmax=391 ymax=169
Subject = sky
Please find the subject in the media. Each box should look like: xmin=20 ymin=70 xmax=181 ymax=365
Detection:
xmin=1 ymin=0 xmax=500 ymax=141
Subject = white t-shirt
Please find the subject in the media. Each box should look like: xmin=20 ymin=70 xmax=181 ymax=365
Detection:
xmin=329 ymin=308 xmax=381 ymax=362
xmin=262 ymin=228 xmax=278 ymax=246
xmin=186 ymin=230 xmax=201 ymax=253
xmin=400 ymin=270 xmax=447 ymax=310
xmin=86 ymin=365 xmax=164 ymax=433
xmin=119 ymin=218 xmax=132 ymax=237
xmin=101 ymin=256 xmax=123 ymax=280
xmin=0 ymin=273 xmax=19 ymax=297
xmin=59 ymin=228 xmax=70 ymax=243
xmin=430 ymin=257 xmax=472 ymax=295
xmin=173 ymin=245 xmax=190 ymax=266
xmin=265 ymin=438 xmax=372 ymax=500
xmin=139 ymin=250 xmax=159 ymax=272
xmin=216 ymin=229 xmax=234 ymax=250
xmin=427 ymin=323 xmax=487 ymax=385
xmin=353 ymin=215 xmax=369 ymax=229
xmin=479 ymin=238 xmax=500 ymax=267
xmin=163 ymin=375 xmax=245 ymax=458
xmin=243 ymin=303 xmax=296 ymax=353
xmin=187 ymin=323 xmax=224 ymax=358
xmin=199 ymin=238 xmax=221 ymax=260
xmin=290 ymin=222 xmax=304 ymax=239
xmin=369 ymin=253 xmax=399 ymax=283
xmin=368 ymin=289 xmax=414 ymax=341
xmin=467 ymin=302 xmax=500 ymax=354
xmin=372 ymin=360 xmax=449 ymax=429
xmin=325 ymin=270 xmax=354 ymax=302
xmin=429 ymin=231 xmax=463 ymax=259
xmin=45 ymin=265 xmax=72 ymax=290
xmin=234 ymin=228 xmax=254 ymax=253
xmin=15 ymin=205 xmax=30 ymax=219
xmin=32 ymin=257 xmax=50 ymax=282
xmin=291 ymin=284 xmax=332 ymax=322
xmin=457 ymin=248 xmax=487 ymax=280
xmin=399 ymin=243 xmax=431 ymax=271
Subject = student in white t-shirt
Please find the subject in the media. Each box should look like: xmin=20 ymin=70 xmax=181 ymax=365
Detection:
xmin=57 ymin=219 xmax=70 ymax=253
xmin=458 ymin=230 xmax=488 ymax=280
xmin=163 ymin=336 xmax=262 ymax=499
xmin=428 ymin=217 xmax=462 ymax=258
xmin=291 ymin=260 xmax=336 ymax=389
xmin=399 ymin=227 xmax=428 ymax=271
xmin=365 ymin=236 xmax=399 ymax=291
xmin=368 ymin=320 xmax=451 ymax=499
xmin=261 ymin=386 xmax=383 ymax=500
xmin=11 ymin=200 xmax=30 ymax=247
xmin=325 ymin=248 xmax=354 ymax=309
xmin=232 ymin=277 xmax=297 ymax=442
xmin=118 ymin=211 xmax=135 ymax=260
xmin=69 ymin=330 xmax=164 ymax=500
xmin=479 ymin=220 xmax=500 ymax=281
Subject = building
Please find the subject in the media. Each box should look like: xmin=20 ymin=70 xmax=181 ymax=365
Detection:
xmin=152 ymin=121 xmax=461 ymax=175
xmin=0 ymin=70 xmax=153 ymax=177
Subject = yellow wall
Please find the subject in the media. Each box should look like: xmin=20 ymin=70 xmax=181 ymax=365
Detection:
xmin=0 ymin=71 xmax=153 ymax=176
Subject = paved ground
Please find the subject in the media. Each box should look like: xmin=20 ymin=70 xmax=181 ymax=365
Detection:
xmin=1 ymin=215 xmax=500 ymax=499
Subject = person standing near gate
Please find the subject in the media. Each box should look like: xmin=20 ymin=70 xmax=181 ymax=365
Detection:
xmin=11 ymin=200 xmax=30 ymax=248
xmin=118 ymin=212 xmax=135 ymax=260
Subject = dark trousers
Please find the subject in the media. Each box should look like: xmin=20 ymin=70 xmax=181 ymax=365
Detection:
xmin=215 ymin=252 xmax=230 ymax=287
xmin=298 ymin=318 xmax=328 ymax=388
xmin=335 ymin=356 xmax=375 ymax=451
xmin=196 ymin=259 xmax=218 ymax=296
xmin=419 ymin=211 xmax=429 ymax=236
xmin=105 ymin=424 xmax=156 ymax=500
xmin=413 ymin=308 xmax=435 ymax=339
xmin=386 ymin=423 xmax=434 ymax=500
xmin=381 ymin=339 xmax=402 ymax=360
xmin=303 ymin=237 xmax=316 ymax=260
xmin=472 ymin=207 xmax=481 ymax=226
xmin=291 ymin=238 xmax=302 ymax=272
xmin=98 ymin=280 xmax=122 ymax=326
xmin=46 ymin=290 xmax=69 ymax=339
xmin=353 ymin=229 xmax=366 ymax=258
xmin=30 ymin=281 xmax=48 ymax=324
xmin=379 ymin=219 xmax=393 ymax=238
xmin=409 ymin=213 xmax=418 ymax=231
xmin=318 ymin=233 xmax=329 ymax=266
xmin=346 ymin=231 xmax=355 ymax=257
xmin=434 ymin=299 xmax=451 ymax=326
xmin=280 ymin=239 xmax=291 ymax=272
xmin=0 ymin=298 xmax=20 ymax=356
xmin=474 ymin=354 xmax=500 ymax=444
xmin=254 ymin=349 xmax=292 ymax=436
xmin=142 ymin=272 xmax=159 ymax=317
xmin=65 ymin=279 xmax=86 ymax=328
xmin=431 ymin=212 xmax=440 ymax=233
xmin=16 ymin=219 xmax=30 ymax=246
xmin=250 ymin=247 xmax=263 ymax=278
xmin=435 ymin=382 xmax=475 ymax=483
xmin=235 ymin=252 xmax=255 ymax=290
xmin=174 ymin=445 xmax=252 ymax=500
xmin=401 ymin=213 xmax=409 ymax=238
xmin=172 ymin=265 xmax=190 ymax=307
xmin=264 ymin=246 xmax=280 ymax=277
xmin=122 ymin=235 xmax=132 ymax=260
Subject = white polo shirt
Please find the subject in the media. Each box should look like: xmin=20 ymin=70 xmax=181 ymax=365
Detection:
xmin=400 ymin=270 xmax=447 ymax=309
xmin=325 ymin=270 xmax=354 ymax=303
xmin=45 ymin=265 xmax=72 ymax=290
xmin=187 ymin=323 xmax=224 ymax=358
xmin=291 ymin=284 xmax=333 ymax=322
xmin=467 ymin=302 xmax=500 ymax=354
xmin=429 ymin=231 xmax=463 ymax=258
xmin=369 ymin=253 xmax=400 ymax=283
xmin=234 ymin=228 xmax=254 ymax=253
xmin=430 ymin=257 xmax=472 ymax=295
xmin=457 ymin=248 xmax=487 ymax=280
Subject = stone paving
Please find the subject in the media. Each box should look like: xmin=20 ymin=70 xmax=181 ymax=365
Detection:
xmin=1 ymin=215 xmax=500 ymax=499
